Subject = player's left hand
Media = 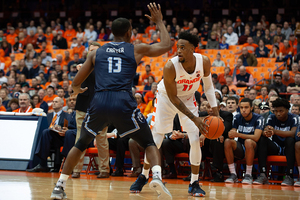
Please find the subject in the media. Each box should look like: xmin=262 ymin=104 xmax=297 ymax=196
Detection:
xmin=72 ymin=86 xmax=88 ymax=95
xmin=199 ymin=134 xmax=206 ymax=147
xmin=217 ymin=135 xmax=224 ymax=143
xmin=228 ymin=130 xmax=238 ymax=138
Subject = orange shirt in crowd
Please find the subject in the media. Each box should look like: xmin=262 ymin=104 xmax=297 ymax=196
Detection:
xmin=13 ymin=106 xmax=33 ymax=113
xmin=6 ymin=33 xmax=18 ymax=45
xmin=61 ymin=58 xmax=72 ymax=67
xmin=137 ymin=103 xmax=147 ymax=114
xmin=25 ymin=35 xmax=37 ymax=48
xmin=145 ymin=25 xmax=156 ymax=36
xmin=242 ymin=43 xmax=259 ymax=54
xmin=43 ymin=94 xmax=58 ymax=110
xmin=0 ymin=105 xmax=6 ymax=111
xmin=218 ymin=73 xmax=228 ymax=85
xmin=141 ymin=72 xmax=155 ymax=83
xmin=282 ymin=77 xmax=295 ymax=86
xmin=45 ymin=33 xmax=53 ymax=42
xmin=256 ymin=95 xmax=269 ymax=102
xmin=144 ymin=91 xmax=155 ymax=104
xmin=64 ymin=29 xmax=76 ymax=42
xmin=131 ymin=34 xmax=143 ymax=43
xmin=72 ymin=45 xmax=85 ymax=58
xmin=289 ymin=40 xmax=298 ymax=55
xmin=143 ymin=100 xmax=154 ymax=117
xmin=280 ymin=45 xmax=294 ymax=56
xmin=228 ymin=84 xmax=238 ymax=92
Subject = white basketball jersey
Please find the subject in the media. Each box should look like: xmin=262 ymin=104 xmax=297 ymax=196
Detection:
xmin=158 ymin=53 xmax=204 ymax=97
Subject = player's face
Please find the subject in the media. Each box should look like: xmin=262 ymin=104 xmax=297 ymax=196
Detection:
xmin=240 ymin=102 xmax=252 ymax=118
xmin=177 ymin=39 xmax=194 ymax=63
xmin=274 ymin=107 xmax=288 ymax=121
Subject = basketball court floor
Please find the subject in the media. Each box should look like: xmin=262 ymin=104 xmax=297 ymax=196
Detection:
xmin=0 ymin=170 xmax=299 ymax=200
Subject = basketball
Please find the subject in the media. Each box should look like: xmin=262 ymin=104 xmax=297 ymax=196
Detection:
xmin=204 ymin=116 xmax=225 ymax=139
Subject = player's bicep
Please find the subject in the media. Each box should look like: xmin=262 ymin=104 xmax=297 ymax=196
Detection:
xmin=202 ymin=55 xmax=212 ymax=77
xmin=163 ymin=61 xmax=177 ymax=100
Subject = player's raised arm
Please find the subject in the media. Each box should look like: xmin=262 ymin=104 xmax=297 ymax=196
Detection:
xmin=202 ymin=55 xmax=219 ymax=117
xmin=135 ymin=3 xmax=172 ymax=59
xmin=72 ymin=49 xmax=96 ymax=95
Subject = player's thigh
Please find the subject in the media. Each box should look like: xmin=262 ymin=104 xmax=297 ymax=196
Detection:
xmin=233 ymin=141 xmax=245 ymax=160
xmin=151 ymin=92 xmax=177 ymax=134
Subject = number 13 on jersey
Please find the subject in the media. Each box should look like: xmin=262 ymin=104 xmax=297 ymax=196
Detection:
xmin=108 ymin=57 xmax=122 ymax=73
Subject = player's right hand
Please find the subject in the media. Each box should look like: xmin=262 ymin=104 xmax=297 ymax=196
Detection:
xmin=193 ymin=116 xmax=208 ymax=136
xmin=145 ymin=2 xmax=162 ymax=24
xmin=72 ymin=86 xmax=88 ymax=95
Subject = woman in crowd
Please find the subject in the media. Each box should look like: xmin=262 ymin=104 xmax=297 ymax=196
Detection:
xmin=6 ymin=98 xmax=19 ymax=112
xmin=255 ymin=39 xmax=269 ymax=58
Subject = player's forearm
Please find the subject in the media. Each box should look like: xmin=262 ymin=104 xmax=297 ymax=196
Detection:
xmin=237 ymin=132 xmax=260 ymax=142
xmin=170 ymin=97 xmax=196 ymax=121
xmin=156 ymin=21 xmax=171 ymax=49
xmin=274 ymin=130 xmax=295 ymax=137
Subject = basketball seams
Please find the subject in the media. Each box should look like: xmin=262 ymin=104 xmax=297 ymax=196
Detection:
xmin=212 ymin=116 xmax=219 ymax=139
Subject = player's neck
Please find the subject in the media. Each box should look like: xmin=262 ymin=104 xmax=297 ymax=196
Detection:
xmin=113 ymin=37 xmax=128 ymax=43
xmin=244 ymin=112 xmax=253 ymax=121
xmin=181 ymin=55 xmax=196 ymax=73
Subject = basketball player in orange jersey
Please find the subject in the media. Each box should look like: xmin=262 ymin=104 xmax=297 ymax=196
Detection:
xmin=130 ymin=32 xmax=219 ymax=197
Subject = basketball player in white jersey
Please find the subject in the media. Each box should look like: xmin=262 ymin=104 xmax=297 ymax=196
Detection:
xmin=130 ymin=32 xmax=219 ymax=197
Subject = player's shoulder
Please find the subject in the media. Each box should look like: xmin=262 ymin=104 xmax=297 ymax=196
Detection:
xmin=252 ymin=113 xmax=264 ymax=121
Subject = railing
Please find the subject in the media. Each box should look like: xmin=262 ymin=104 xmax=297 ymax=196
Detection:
xmin=270 ymin=62 xmax=286 ymax=84
xmin=250 ymin=62 xmax=286 ymax=88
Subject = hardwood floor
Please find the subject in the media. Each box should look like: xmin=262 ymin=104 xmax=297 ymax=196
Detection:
xmin=0 ymin=171 xmax=299 ymax=200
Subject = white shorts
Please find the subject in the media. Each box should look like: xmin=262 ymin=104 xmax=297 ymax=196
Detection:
xmin=150 ymin=91 xmax=199 ymax=135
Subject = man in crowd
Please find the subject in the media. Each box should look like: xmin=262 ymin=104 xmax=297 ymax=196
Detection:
xmin=226 ymin=96 xmax=239 ymax=116
xmin=27 ymin=97 xmax=70 ymax=172
xmin=269 ymin=73 xmax=287 ymax=93
xmin=12 ymin=93 xmax=33 ymax=113
xmin=233 ymin=66 xmax=254 ymax=87
xmin=238 ymin=47 xmax=258 ymax=66
xmin=287 ymin=73 xmax=300 ymax=93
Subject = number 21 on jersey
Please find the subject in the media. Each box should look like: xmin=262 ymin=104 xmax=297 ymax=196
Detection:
xmin=108 ymin=57 xmax=122 ymax=73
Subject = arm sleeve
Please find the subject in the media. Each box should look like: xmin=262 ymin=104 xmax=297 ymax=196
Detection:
xmin=202 ymin=73 xmax=217 ymax=108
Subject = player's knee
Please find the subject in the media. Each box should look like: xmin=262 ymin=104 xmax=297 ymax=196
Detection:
xmin=244 ymin=139 xmax=256 ymax=149
xmin=224 ymin=138 xmax=233 ymax=148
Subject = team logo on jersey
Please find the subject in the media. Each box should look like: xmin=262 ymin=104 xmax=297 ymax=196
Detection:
xmin=136 ymin=112 xmax=145 ymax=123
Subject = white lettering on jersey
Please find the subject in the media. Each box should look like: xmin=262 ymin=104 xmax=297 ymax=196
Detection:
xmin=238 ymin=126 xmax=254 ymax=133
xmin=106 ymin=47 xmax=125 ymax=53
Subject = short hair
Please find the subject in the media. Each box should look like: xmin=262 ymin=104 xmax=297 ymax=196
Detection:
xmin=19 ymin=93 xmax=30 ymax=100
xmin=272 ymin=98 xmax=290 ymax=110
xmin=178 ymin=31 xmax=200 ymax=48
xmin=226 ymin=96 xmax=238 ymax=104
xmin=261 ymin=85 xmax=269 ymax=92
xmin=293 ymin=104 xmax=300 ymax=110
xmin=240 ymin=98 xmax=253 ymax=107
xmin=8 ymin=98 xmax=19 ymax=107
xmin=252 ymin=99 xmax=261 ymax=107
xmin=250 ymin=88 xmax=257 ymax=93
xmin=244 ymin=88 xmax=250 ymax=92
xmin=89 ymin=42 xmax=101 ymax=48
xmin=111 ymin=18 xmax=131 ymax=37
xmin=55 ymin=97 xmax=64 ymax=105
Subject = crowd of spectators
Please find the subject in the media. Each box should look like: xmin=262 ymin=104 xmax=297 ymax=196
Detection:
xmin=0 ymin=12 xmax=300 ymax=185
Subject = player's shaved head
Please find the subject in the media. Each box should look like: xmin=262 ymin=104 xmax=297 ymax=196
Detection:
xmin=112 ymin=18 xmax=131 ymax=37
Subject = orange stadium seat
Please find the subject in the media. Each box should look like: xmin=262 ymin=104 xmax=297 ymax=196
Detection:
xmin=236 ymin=87 xmax=247 ymax=96
xmin=14 ymin=53 xmax=25 ymax=61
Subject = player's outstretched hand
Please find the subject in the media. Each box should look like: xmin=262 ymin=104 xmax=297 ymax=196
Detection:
xmin=145 ymin=2 xmax=162 ymax=24
xmin=193 ymin=116 xmax=208 ymax=136
xmin=72 ymin=86 xmax=88 ymax=95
